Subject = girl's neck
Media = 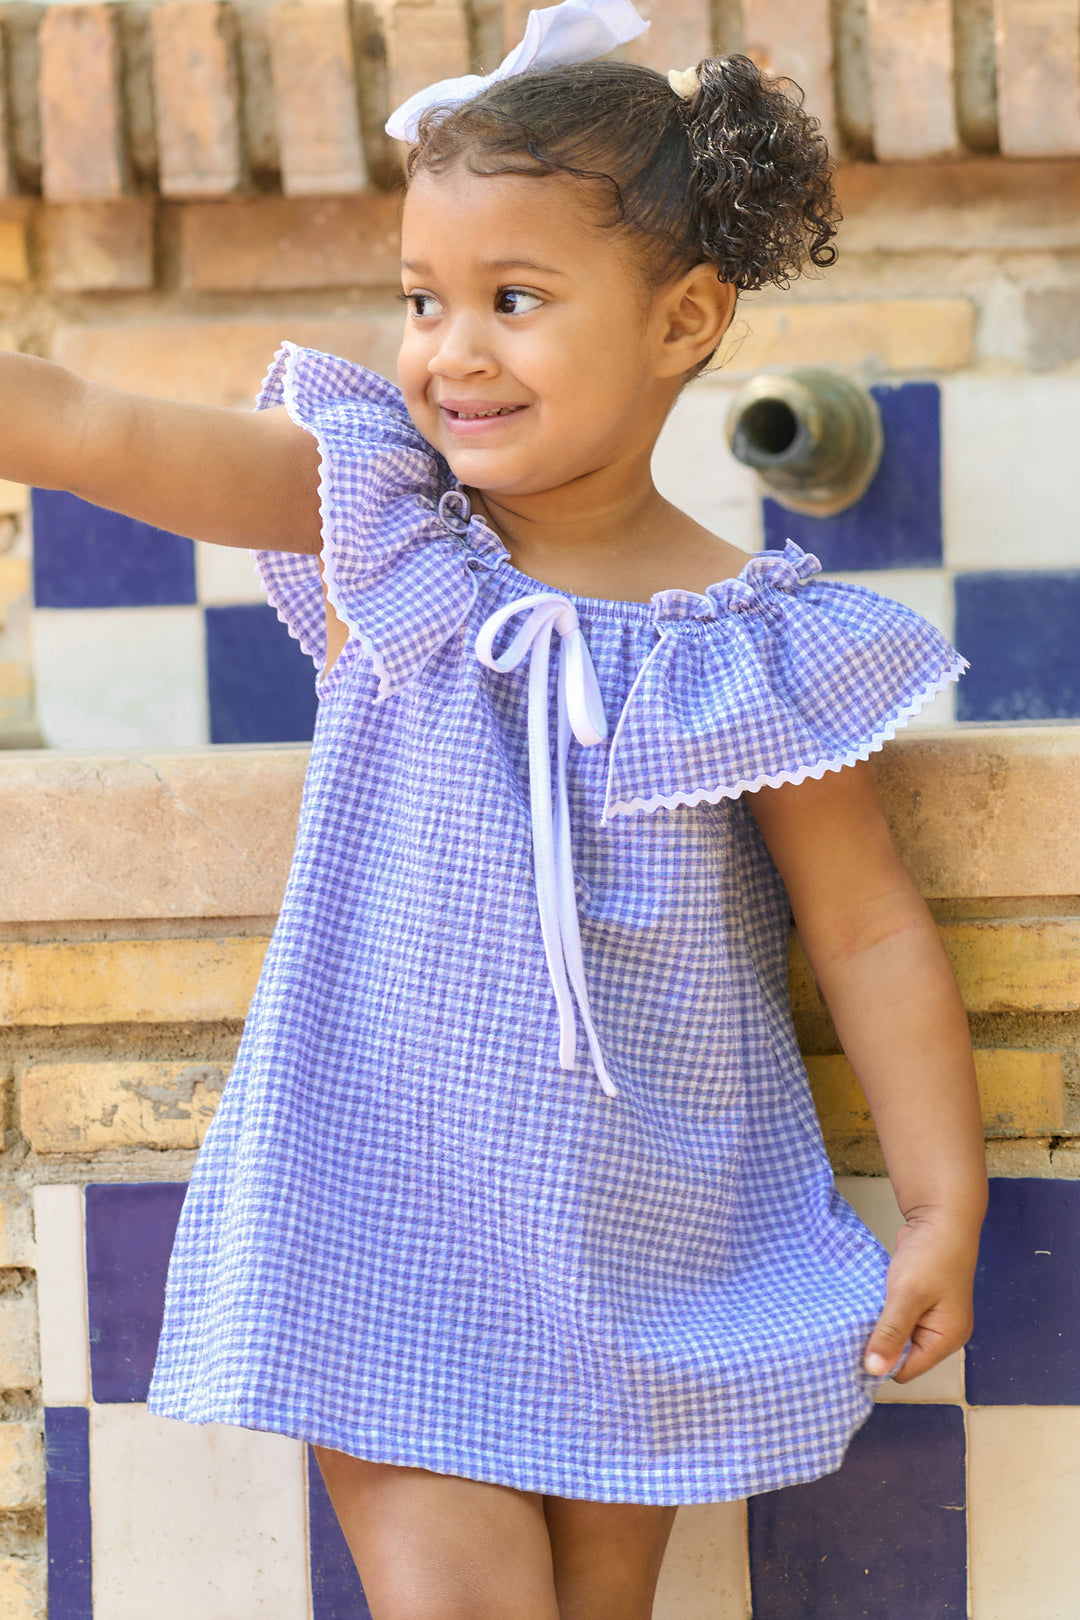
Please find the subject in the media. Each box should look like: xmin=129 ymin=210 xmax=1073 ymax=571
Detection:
xmin=467 ymin=467 xmax=748 ymax=604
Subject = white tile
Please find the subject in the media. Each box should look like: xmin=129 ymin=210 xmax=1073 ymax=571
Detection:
xmin=196 ymin=544 xmax=268 ymax=605
xmin=943 ymin=374 xmax=1080 ymax=571
xmin=834 ymin=1176 xmax=965 ymax=1403
xmin=652 ymin=383 xmax=764 ymax=553
xmin=654 ymin=1500 xmax=748 ymax=1620
xmin=969 ymin=1406 xmax=1080 ymax=1620
xmin=89 ymin=1406 xmax=309 ymax=1620
xmin=818 ymin=568 xmax=957 ymax=725
xmin=33 ymin=606 xmax=208 ymax=749
xmin=32 ymin=1185 xmax=90 ymax=1406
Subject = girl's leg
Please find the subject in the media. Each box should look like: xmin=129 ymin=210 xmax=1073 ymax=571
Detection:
xmin=312 ymin=1447 xmax=560 ymax=1620
xmin=543 ymin=1496 xmax=680 ymax=1620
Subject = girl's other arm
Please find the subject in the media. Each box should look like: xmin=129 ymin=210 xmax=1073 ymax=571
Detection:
xmin=0 ymin=351 xmax=322 ymax=554
xmin=748 ymin=760 xmax=988 ymax=1384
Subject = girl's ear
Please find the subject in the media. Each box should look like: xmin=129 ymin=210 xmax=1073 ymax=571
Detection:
xmin=655 ymin=266 xmax=737 ymax=377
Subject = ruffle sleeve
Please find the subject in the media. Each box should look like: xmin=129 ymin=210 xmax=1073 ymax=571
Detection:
xmin=602 ymin=541 xmax=967 ymax=820
xmin=251 ymin=342 xmax=508 ymax=695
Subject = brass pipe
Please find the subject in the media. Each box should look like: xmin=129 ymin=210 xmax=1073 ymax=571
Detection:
xmin=725 ymin=368 xmax=883 ymax=517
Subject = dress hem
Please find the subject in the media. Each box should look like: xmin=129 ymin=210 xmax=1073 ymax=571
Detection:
xmin=145 ymin=1391 xmax=880 ymax=1507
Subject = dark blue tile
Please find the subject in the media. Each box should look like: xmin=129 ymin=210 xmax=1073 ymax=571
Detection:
xmin=205 ymin=603 xmax=317 ymax=744
xmin=967 ymin=1177 xmax=1080 ymax=1404
xmin=748 ymin=1405 xmax=967 ymax=1618
xmin=85 ymin=1183 xmax=187 ymax=1403
xmin=308 ymin=1446 xmax=374 ymax=1619
xmin=763 ymin=381 xmax=942 ymax=570
xmin=32 ymin=489 xmax=196 ymax=608
xmin=954 ymin=571 xmax=1080 ymax=721
xmin=45 ymin=1407 xmax=93 ymax=1620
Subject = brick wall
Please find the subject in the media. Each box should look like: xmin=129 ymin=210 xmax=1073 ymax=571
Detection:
xmin=0 ymin=0 xmax=1078 ymax=747
xmin=2 ymin=727 xmax=1080 ymax=1615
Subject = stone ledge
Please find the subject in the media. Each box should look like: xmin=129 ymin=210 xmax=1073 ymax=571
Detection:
xmin=0 ymin=725 xmax=1078 ymax=925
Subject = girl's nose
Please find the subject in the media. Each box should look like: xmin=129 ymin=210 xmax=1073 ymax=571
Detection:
xmin=427 ymin=315 xmax=497 ymax=380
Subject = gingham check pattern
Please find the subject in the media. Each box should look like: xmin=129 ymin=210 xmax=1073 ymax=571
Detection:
xmin=148 ymin=347 xmax=965 ymax=1504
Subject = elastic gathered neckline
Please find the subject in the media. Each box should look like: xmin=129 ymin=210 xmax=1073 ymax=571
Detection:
xmin=475 ymin=525 xmax=822 ymax=626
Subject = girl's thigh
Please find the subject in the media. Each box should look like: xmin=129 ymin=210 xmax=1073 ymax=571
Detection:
xmin=312 ymin=1446 xmax=560 ymax=1620
xmin=543 ymin=1495 xmax=680 ymax=1620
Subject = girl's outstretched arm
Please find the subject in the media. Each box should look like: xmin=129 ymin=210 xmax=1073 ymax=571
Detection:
xmin=748 ymin=760 xmax=989 ymax=1384
xmin=0 ymin=351 xmax=322 ymax=554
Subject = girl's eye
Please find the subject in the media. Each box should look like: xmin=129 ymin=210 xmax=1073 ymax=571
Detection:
xmin=496 ymin=288 xmax=543 ymax=316
xmin=401 ymin=291 xmax=443 ymax=319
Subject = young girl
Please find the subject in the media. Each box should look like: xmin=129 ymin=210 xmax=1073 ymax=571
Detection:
xmin=6 ymin=3 xmax=987 ymax=1613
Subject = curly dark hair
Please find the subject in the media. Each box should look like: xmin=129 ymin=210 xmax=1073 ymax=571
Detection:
xmin=406 ymin=55 xmax=839 ymax=296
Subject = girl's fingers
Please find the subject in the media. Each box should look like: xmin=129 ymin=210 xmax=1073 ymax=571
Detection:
xmin=862 ymin=1305 xmax=915 ymax=1376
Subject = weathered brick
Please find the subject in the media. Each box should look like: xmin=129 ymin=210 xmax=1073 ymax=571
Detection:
xmin=867 ymin=0 xmax=960 ymax=162
xmin=151 ymin=1 xmax=244 ymax=196
xmin=836 ymin=160 xmax=1080 ymax=255
xmin=0 ymin=482 xmax=27 ymax=517
xmin=944 ymin=920 xmax=1080 ymax=1013
xmin=0 ymin=37 xmax=14 ymax=199
xmin=0 ymin=1557 xmax=42 ymax=1620
xmin=742 ymin=0 xmax=839 ymax=152
xmin=0 ymin=212 xmax=28 ymax=284
xmin=0 ymin=1424 xmax=44 ymax=1510
xmin=270 ymin=0 xmax=367 ymax=194
xmin=52 ymin=314 xmax=404 ymax=407
xmin=720 ymin=297 xmax=974 ymax=373
xmin=383 ymin=1 xmax=470 ymax=133
xmin=792 ymin=920 xmax=1080 ymax=1024
xmin=808 ymin=1049 xmax=1065 ymax=1142
xmin=626 ymin=0 xmax=712 ymax=73
xmin=0 ymin=1294 xmax=38 ymax=1389
xmin=22 ymin=1060 xmax=228 ymax=1153
xmin=179 ymin=195 xmax=401 ymax=290
xmin=0 ymin=937 xmax=268 ymax=1026
xmin=0 ymin=557 xmax=29 ymax=619
xmin=0 ymin=1194 xmax=33 ymax=1268
xmin=995 ymin=0 xmax=1080 ymax=158
xmin=39 ymin=4 xmax=126 ymax=202
xmin=41 ymin=200 xmax=155 ymax=293
xmin=1026 ymin=288 xmax=1080 ymax=371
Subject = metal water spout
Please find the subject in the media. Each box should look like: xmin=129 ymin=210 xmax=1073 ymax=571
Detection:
xmin=725 ymin=368 xmax=883 ymax=517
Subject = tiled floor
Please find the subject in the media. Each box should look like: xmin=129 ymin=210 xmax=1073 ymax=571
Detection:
xmin=30 ymin=368 xmax=1080 ymax=746
xmin=33 ymin=1174 xmax=1080 ymax=1617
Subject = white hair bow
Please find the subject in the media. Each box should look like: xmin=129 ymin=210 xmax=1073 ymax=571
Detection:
xmin=384 ymin=0 xmax=651 ymax=143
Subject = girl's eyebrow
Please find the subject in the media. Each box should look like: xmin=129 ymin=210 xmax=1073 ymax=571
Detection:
xmin=400 ymin=257 xmax=568 ymax=276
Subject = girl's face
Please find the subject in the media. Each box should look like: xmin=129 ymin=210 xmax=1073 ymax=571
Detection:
xmin=398 ymin=164 xmax=686 ymax=497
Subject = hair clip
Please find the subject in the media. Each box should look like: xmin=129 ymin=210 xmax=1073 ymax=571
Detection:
xmin=667 ymin=65 xmax=701 ymax=100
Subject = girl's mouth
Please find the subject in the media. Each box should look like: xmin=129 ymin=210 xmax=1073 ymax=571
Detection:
xmin=438 ymin=401 xmax=530 ymax=436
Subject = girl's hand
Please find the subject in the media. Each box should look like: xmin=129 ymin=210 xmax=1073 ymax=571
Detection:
xmin=862 ymin=1211 xmax=980 ymax=1383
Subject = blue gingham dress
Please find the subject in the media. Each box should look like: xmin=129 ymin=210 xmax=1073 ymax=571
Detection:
xmin=148 ymin=344 xmax=967 ymax=1504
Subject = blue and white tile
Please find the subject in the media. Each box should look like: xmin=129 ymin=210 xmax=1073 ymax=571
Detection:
xmin=205 ymin=603 xmax=317 ymax=744
xmin=195 ymin=543 xmax=269 ymax=605
xmin=33 ymin=1186 xmax=90 ymax=1407
xmin=84 ymin=1184 xmax=187 ymax=1404
xmin=954 ymin=570 xmax=1080 ymax=722
xmin=967 ymin=1177 xmax=1080 ymax=1404
xmin=33 ymin=606 xmax=208 ymax=748
xmin=968 ymin=1406 xmax=1080 ymax=1620
xmin=88 ymin=1406 xmax=309 ymax=1620
xmin=748 ymin=1404 xmax=967 ymax=1618
xmin=942 ymin=374 xmax=1080 ymax=571
xmin=652 ymin=382 xmax=764 ymax=552
xmin=763 ymin=381 xmax=943 ymax=572
xmin=818 ymin=569 xmax=956 ymax=725
xmin=836 ymin=1177 xmax=965 ymax=1402
xmin=654 ymin=1500 xmax=748 ymax=1619
xmin=31 ymin=491 xmax=196 ymax=610
xmin=45 ymin=1406 xmax=93 ymax=1620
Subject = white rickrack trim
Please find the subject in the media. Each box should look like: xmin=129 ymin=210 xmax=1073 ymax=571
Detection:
xmin=602 ymin=653 xmax=969 ymax=820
